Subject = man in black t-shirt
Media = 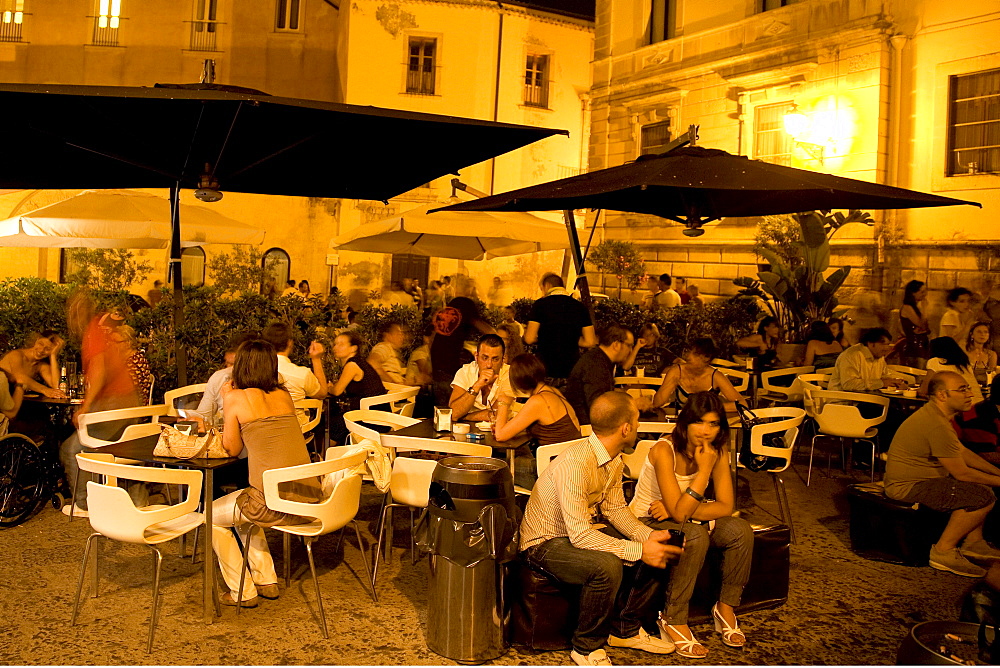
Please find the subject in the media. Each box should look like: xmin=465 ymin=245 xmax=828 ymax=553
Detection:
xmin=524 ymin=273 xmax=597 ymax=386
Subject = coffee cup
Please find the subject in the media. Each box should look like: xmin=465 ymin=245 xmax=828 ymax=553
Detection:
xmin=903 ymin=388 xmax=917 ymax=398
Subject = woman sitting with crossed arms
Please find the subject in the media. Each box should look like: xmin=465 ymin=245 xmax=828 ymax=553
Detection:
xmin=629 ymin=391 xmax=753 ymax=658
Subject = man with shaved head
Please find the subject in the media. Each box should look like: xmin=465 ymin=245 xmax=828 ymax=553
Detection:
xmin=885 ymin=371 xmax=1000 ymax=578
xmin=520 ymin=391 xmax=681 ymax=666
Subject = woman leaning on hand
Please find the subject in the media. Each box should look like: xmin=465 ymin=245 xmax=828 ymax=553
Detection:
xmin=628 ymin=391 xmax=753 ymax=659
xmin=212 ymin=339 xmax=323 ymax=607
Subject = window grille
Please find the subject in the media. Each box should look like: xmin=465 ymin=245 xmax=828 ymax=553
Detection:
xmin=190 ymin=0 xmax=218 ymax=51
xmin=524 ymin=54 xmax=549 ymax=108
xmin=0 ymin=0 xmax=24 ymax=42
xmin=948 ymin=68 xmax=1000 ymax=175
xmin=406 ymin=37 xmax=436 ymax=95
xmin=754 ymin=102 xmax=793 ymax=166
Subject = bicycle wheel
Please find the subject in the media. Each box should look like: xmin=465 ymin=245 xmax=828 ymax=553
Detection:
xmin=0 ymin=434 xmax=46 ymax=528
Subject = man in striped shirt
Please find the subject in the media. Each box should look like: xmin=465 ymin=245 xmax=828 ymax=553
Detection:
xmin=521 ymin=391 xmax=682 ymax=666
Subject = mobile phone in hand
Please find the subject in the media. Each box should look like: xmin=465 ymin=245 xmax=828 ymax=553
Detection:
xmin=667 ymin=528 xmax=685 ymax=547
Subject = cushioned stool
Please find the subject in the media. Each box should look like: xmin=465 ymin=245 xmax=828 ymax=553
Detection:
xmin=847 ymin=482 xmax=950 ymax=566
xmin=509 ymin=514 xmax=791 ymax=649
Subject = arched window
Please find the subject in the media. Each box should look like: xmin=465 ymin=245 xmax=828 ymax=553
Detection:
xmin=262 ymin=247 xmax=290 ymax=297
xmin=181 ymin=247 xmax=206 ymax=286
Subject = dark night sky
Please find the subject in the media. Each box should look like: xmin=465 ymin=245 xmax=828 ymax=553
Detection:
xmin=516 ymin=0 xmax=596 ymax=20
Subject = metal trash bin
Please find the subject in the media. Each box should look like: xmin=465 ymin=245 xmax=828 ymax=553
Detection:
xmin=415 ymin=456 xmax=520 ymax=663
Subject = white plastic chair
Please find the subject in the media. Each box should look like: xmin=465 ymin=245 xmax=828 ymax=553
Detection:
xmin=715 ymin=367 xmax=751 ymax=394
xmin=814 ymin=366 xmax=836 ymax=376
xmin=371 ymin=438 xmax=491 ymax=589
xmin=382 ymin=383 xmax=420 ymax=417
xmin=71 ymin=453 xmax=204 ymax=653
xmin=757 ymin=366 xmax=815 ymax=405
xmin=711 ymin=358 xmax=743 ymax=369
xmin=147 ymin=375 xmax=156 ymax=406
xmin=622 ymin=440 xmax=655 ymax=482
xmin=807 ymin=389 xmax=890 ymax=486
xmin=736 ymin=406 xmax=805 ymax=542
xmin=513 ymin=436 xmax=589 ymax=496
xmin=235 ymin=448 xmax=374 ymax=638
xmin=888 ymin=364 xmax=928 ymax=379
xmin=614 ymin=376 xmax=664 ymax=403
xmin=360 ymin=386 xmax=420 ymax=416
xmin=161 ymin=383 xmax=208 ymax=417
xmin=294 ymin=398 xmax=324 ymax=458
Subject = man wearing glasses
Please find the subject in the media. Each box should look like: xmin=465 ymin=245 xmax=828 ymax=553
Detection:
xmin=884 ymin=371 xmax=1000 ymax=578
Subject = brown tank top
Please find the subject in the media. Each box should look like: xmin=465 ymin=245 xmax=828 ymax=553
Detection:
xmin=241 ymin=413 xmax=322 ymax=502
xmin=527 ymin=390 xmax=582 ymax=446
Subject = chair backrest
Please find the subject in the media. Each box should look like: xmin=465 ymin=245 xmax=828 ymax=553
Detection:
xmin=360 ymin=386 xmax=420 ymax=412
xmin=622 ymin=440 xmax=654 ymax=480
xmin=77 ymin=453 xmax=202 ymax=543
xmin=888 ymin=364 xmax=928 ymax=378
xmin=147 ymin=375 xmax=156 ymax=406
xmin=715 ymin=367 xmax=750 ymax=393
xmin=711 ymin=358 xmax=743 ymax=369
xmin=294 ymin=398 xmax=323 ymax=434
xmin=78 ymin=404 xmax=170 ymax=449
xmin=381 ymin=383 xmax=420 ymax=416
xmin=797 ymin=375 xmax=829 ymax=418
xmin=810 ymin=389 xmax=890 ymax=437
xmin=741 ymin=406 xmax=806 ymax=474
xmin=382 ymin=438 xmax=492 ymax=508
xmin=814 ymin=366 xmax=835 ymax=375
xmin=343 ymin=409 xmax=420 ymax=446
xmin=162 ymin=383 xmax=208 ymax=417
xmin=261 ymin=448 xmax=368 ymax=534
xmin=613 ymin=376 xmax=663 ymax=402
xmin=536 ymin=437 xmax=588 ymax=477
xmin=760 ymin=366 xmax=815 ymax=400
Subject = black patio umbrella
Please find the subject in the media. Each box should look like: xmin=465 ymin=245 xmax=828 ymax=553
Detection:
xmin=433 ymin=146 xmax=980 ymax=301
xmin=0 ymin=82 xmax=565 ymax=382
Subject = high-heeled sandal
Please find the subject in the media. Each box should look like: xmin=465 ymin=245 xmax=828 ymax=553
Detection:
xmin=712 ymin=603 xmax=746 ymax=647
xmin=657 ymin=614 xmax=707 ymax=658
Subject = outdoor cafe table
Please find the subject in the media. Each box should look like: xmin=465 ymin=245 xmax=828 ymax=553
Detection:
xmin=99 ymin=433 xmax=240 ymax=624
xmin=389 ymin=417 xmax=532 ymax=470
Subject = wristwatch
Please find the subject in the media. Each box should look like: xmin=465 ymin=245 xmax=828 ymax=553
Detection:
xmin=467 ymin=386 xmax=477 ymax=396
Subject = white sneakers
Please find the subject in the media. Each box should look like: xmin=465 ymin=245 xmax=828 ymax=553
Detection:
xmin=60 ymin=503 xmax=88 ymax=518
xmin=571 ymin=648 xmax=612 ymax=666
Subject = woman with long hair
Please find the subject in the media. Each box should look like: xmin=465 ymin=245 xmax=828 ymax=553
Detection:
xmin=652 ymin=338 xmax=744 ymax=414
xmin=803 ymin=320 xmax=844 ymax=369
xmin=213 ymin=339 xmax=323 ymax=606
xmin=827 ymin=317 xmax=848 ymax=350
xmin=966 ymin=322 xmax=998 ymax=385
xmin=900 ymin=280 xmax=930 ymax=367
xmin=921 ymin=336 xmax=983 ymax=402
xmin=329 ymin=330 xmax=386 ymax=410
xmin=494 ymin=353 xmax=581 ymax=445
xmin=496 ymin=322 xmax=525 ymax=365
xmin=736 ymin=316 xmax=780 ymax=370
xmin=940 ymin=287 xmax=974 ymax=345
xmin=629 ymin=391 xmax=753 ymax=658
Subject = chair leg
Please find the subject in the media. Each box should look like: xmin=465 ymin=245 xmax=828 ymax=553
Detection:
xmin=352 ymin=520 xmax=377 ymax=603
xmin=304 ymin=538 xmax=329 ymax=639
xmin=92 ymin=535 xmax=100 ymax=598
xmin=335 ymin=526 xmax=346 ymax=554
xmin=147 ymin=546 xmax=164 ymax=653
xmin=69 ymin=468 xmax=81 ymax=522
xmin=409 ymin=508 xmax=416 ymax=565
xmin=807 ymin=434 xmax=818 ymax=486
xmin=236 ymin=524 xmax=256 ymax=618
xmin=772 ymin=474 xmax=795 ymax=544
xmin=71 ymin=533 xmax=99 ymax=626
xmin=372 ymin=502 xmax=402 ymax=589
xmin=283 ymin=532 xmax=291 ymax=589
xmin=189 ymin=526 xmax=200 ymax=563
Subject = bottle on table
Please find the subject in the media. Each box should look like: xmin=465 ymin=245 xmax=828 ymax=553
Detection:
xmin=59 ymin=366 xmax=68 ymax=395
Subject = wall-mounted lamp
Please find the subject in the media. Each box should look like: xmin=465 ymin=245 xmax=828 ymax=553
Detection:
xmin=783 ymin=103 xmax=826 ymax=164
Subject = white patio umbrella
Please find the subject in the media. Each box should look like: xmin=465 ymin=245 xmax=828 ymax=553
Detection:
xmin=0 ymin=189 xmax=265 ymax=248
xmin=329 ymin=200 xmax=570 ymax=260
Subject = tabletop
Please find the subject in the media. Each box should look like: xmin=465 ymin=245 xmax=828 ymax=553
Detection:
xmin=100 ymin=434 xmax=241 ymax=470
xmin=392 ymin=417 xmax=532 ymax=451
xmin=23 ymin=393 xmax=83 ymax=405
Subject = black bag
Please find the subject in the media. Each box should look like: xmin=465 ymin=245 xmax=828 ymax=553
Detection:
xmin=735 ymin=403 xmax=788 ymax=472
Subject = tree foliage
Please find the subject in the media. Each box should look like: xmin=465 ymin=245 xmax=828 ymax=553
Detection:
xmin=206 ymin=245 xmax=272 ymax=296
xmin=64 ymin=248 xmax=152 ymax=293
xmin=587 ymin=240 xmax=646 ymax=298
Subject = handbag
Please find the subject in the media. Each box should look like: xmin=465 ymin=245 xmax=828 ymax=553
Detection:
xmin=153 ymin=423 xmax=230 ymax=459
xmin=735 ymin=403 xmax=786 ymax=472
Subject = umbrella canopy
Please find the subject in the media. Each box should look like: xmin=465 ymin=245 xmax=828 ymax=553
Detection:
xmin=433 ymin=146 xmax=980 ymax=234
xmin=0 ymin=83 xmax=566 ymax=199
xmin=0 ymin=189 xmax=264 ymax=248
xmin=330 ymin=201 xmax=570 ymax=260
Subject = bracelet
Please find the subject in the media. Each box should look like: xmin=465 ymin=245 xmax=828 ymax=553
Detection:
xmin=684 ymin=487 xmax=706 ymax=502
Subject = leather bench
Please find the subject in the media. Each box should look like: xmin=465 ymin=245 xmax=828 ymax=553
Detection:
xmin=509 ymin=514 xmax=790 ymax=651
xmin=846 ymin=482 xmax=949 ymax=566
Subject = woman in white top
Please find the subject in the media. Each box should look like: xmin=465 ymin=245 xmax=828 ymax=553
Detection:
xmin=940 ymin=287 xmax=974 ymax=345
xmin=966 ymin=322 xmax=998 ymax=385
xmin=628 ymin=391 xmax=753 ymax=658
xmin=921 ymin=336 xmax=983 ymax=402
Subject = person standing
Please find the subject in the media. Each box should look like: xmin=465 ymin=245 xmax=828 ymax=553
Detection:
xmin=524 ymin=273 xmax=598 ymax=387
xmin=520 ymin=392 xmax=681 ymax=666
xmin=430 ymin=296 xmax=496 ymax=406
xmin=940 ymin=287 xmax=975 ymax=346
xmin=900 ymin=280 xmax=931 ymax=368
xmin=654 ymin=274 xmax=681 ymax=311
xmin=675 ymin=277 xmax=690 ymax=306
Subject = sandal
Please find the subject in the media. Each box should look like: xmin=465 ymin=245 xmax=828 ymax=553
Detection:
xmin=657 ymin=614 xmax=707 ymax=659
xmin=712 ymin=603 xmax=746 ymax=647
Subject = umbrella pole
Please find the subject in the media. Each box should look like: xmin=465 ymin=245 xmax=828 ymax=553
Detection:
xmin=169 ymin=184 xmax=188 ymax=387
xmin=563 ymin=209 xmax=593 ymax=311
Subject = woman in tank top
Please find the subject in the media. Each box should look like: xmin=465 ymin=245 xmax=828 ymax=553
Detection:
xmin=494 ymin=353 xmax=582 ymax=445
xmin=652 ymin=338 xmax=744 ymax=415
xmin=803 ymin=320 xmax=844 ymax=370
xmin=330 ymin=330 xmax=387 ymax=411
xmin=213 ymin=339 xmax=324 ymax=607
xmin=628 ymin=391 xmax=753 ymax=659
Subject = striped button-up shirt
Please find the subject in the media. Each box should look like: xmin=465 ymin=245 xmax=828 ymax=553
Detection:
xmin=520 ymin=434 xmax=652 ymax=563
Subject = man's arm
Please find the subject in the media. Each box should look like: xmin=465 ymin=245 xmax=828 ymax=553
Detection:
xmin=578 ymin=325 xmax=598 ymax=349
xmin=602 ymin=461 xmax=655 ymax=543
xmin=448 ymin=384 xmax=479 ymax=420
xmin=306 ymin=341 xmax=328 ymax=399
xmin=837 ymin=350 xmax=882 ymax=391
xmin=939 ymin=453 xmax=1000 ymax=486
xmin=368 ymin=348 xmax=396 ymax=384
xmin=523 ymin=321 xmax=540 ymax=345
xmin=962 ymin=447 xmax=1000 ymax=476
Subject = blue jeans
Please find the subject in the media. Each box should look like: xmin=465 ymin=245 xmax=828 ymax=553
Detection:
xmin=523 ymin=526 xmax=666 ymax=654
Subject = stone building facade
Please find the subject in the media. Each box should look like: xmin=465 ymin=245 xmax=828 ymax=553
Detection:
xmin=587 ymin=0 xmax=999 ymax=328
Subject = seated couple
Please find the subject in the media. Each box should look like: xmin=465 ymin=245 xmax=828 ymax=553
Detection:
xmin=521 ymin=391 xmax=753 ymax=666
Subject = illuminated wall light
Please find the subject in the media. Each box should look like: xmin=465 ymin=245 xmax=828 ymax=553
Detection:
xmin=783 ymin=95 xmax=857 ymax=164
xmin=2 ymin=11 xmax=10 ymax=23
xmin=14 ymin=11 xmax=21 ymax=24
